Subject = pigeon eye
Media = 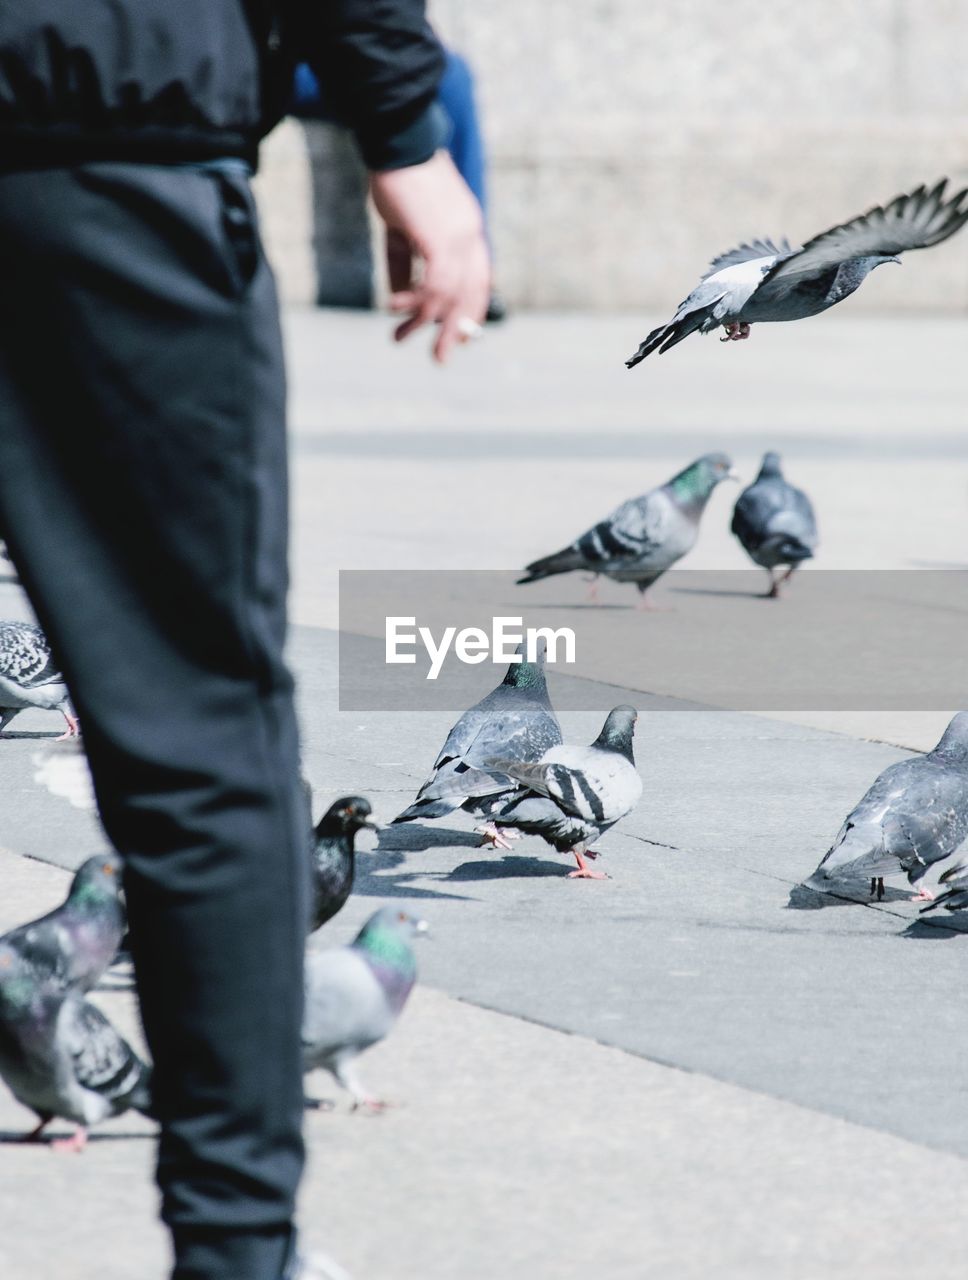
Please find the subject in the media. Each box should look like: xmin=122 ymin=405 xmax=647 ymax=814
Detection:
xmin=397 ymin=911 xmax=407 ymax=922
xmin=103 ymin=863 xmax=114 ymax=875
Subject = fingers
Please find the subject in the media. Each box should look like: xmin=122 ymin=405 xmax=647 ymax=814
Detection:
xmin=385 ymin=228 xmax=413 ymax=294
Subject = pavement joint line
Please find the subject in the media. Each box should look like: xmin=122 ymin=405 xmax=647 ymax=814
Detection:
xmin=446 ymin=985 xmax=968 ymax=1164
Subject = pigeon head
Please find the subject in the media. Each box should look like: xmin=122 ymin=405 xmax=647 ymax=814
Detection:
xmin=757 ymin=451 xmax=783 ymax=479
xmin=593 ymin=705 xmax=638 ymax=761
xmin=669 ymin=453 xmax=737 ymax=508
xmin=501 ymin=640 xmax=550 ymax=692
xmin=316 ymin=796 xmax=379 ymax=839
xmin=68 ymin=853 xmax=123 ymax=914
xmin=355 ymin=907 xmax=429 ymax=949
xmin=933 ymin=712 xmax=968 ymax=765
xmin=353 ymin=908 xmax=427 ymax=1007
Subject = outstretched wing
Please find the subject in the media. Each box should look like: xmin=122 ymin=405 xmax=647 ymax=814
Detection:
xmin=756 ymin=179 xmax=968 ymax=299
xmin=702 ymin=237 xmax=793 ymax=279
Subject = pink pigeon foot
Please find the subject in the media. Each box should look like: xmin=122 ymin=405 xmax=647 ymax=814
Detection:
xmin=476 ymin=823 xmax=519 ymax=851
xmin=911 ymin=887 xmax=935 ymax=902
xmin=567 ymin=849 xmax=609 ymax=880
xmin=55 ymin=711 xmax=80 ymax=741
xmin=584 ymin=576 xmax=601 ymax=604
xmin=51 ymin=1127 xmax=88 ymax=1153
xmin=719 ymin=322 xmax=752 ymax=342
xmin=352 ymin=1097 xmax=390 ymax=1115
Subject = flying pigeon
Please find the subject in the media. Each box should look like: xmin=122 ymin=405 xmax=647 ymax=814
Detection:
xmin=920 ymin=854 xmax=968 ymax=915
xmin=392 ymin=648 xmax=563 ymax=849
xmin=731 ymin=452 xmax=818 ymax=596
xmin=517 ymin=454 xmax=735 ymax=607
xmin=805 ymin=712 xmax=968 ymax=901
xmin=429 ymin=705 xmax=643 ymax=879
xmin=0 ymin=621 xmax=78 ymax=738
xmin=0 ymin=854 xmax=125 ymax=995
xmin=0 ymin=940 xmax=152 ymax=1151
xmin=626 ymin=178 xmax=968 ymax=366
xmin=311 ymin=796 xmax=379 ymax=932
xmin=302 ymin=907 xmax=427 ymax=1111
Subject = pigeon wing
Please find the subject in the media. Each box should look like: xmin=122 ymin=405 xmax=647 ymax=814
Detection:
xmin=702 ymin=237 xmax=793 ymax=279
xmin=756 ymin=179 xmax=968 ymax=300
xmin=64 ymin=998 xmax=149 ymax=1108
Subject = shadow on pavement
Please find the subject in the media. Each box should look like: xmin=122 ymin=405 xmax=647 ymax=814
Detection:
xmin=448 ymin=855 xmax=570 ymax=881
xmin=376 ymin=825 xmax=483 ymax=854
xmin=902 ymin=917 xmax=968 ymax=941
xmin=786 ymin=883 xmax=913 ymax=910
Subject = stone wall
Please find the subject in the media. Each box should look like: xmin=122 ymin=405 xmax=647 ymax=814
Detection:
xmin=255 ymin=1 xmax=968 ymax=312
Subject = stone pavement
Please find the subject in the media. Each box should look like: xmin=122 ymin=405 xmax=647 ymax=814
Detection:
xmin=2 ymin=309 xmax=968 ymax=1279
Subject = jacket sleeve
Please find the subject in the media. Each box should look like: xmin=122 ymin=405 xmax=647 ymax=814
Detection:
xmin=295 ymin=0 xmax=447 ymax=170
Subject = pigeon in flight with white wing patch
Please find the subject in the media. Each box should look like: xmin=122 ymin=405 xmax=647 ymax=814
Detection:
xmin=626 ymin=179 xmax=968 ymax=366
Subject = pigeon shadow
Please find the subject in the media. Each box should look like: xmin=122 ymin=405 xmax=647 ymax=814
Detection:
xmin=448 ymin=855 xmax=571 ymax=881
xmin=353 ymin=844 xmax=477 ymax=902
xmin=376 ymin=824 xmax=484 ymax=854
xmin=515 ymin=601 xmax=634 ymax=612
xmin=0 ymin=730 xmax=72 ymax=740
xmin=901 ymin=915 xmax=968 ymax=941
xmin=670 ymin=585 xmax=767 ymax=600
xmin=0 ymin=1128 xmax=154 ymax=1145
xmin=786 ymin=882 xmax=913 ymax=910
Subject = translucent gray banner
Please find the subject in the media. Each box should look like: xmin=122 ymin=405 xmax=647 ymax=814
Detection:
xmin=337 ymin=569 xmax=968 ymax=712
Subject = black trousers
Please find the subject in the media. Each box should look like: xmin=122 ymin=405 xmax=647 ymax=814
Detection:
xmin=0 ymin=163 xmax=308 ymax=1280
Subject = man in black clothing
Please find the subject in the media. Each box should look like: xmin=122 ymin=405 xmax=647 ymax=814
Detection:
xmin=0 ymin=5 xmax=488 ymax=1279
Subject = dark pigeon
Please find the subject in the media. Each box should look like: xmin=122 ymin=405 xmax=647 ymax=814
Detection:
xmin=920 ymin=853 xmax=968 ymax=916
xmin=731 ymin=452 xmax=818 ymax=596
xmin=627 ymin=179 xmax=968 ymax=365
xmin=302 ymin=907 xmax=427 ymax=1111
xmin=806 ymin=713 xmax=968 ymax=902
xmin=310 ymin=796 xmax=378 ymax=932
xmin=517 ymin=454 xmax=735 ymax=607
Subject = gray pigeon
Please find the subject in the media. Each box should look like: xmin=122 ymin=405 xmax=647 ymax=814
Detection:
xmin=806 ymin=713 xmax=968 ymax=901
xmin=392 ymin=648 xmax=563 ymax=848
xmin=311 ymin=796 xmax=379 ymax=932
xmin=731 ymin=452 xmax=818 ymax=596
xmin=302 ymin=907 xmax=427 ymax=1111
xmin=920 ymin=854 xmax=968 ymax=915
xmin=431 ymin=706 xmax=643 ymax=879
xmin=0 ymin=854 xmax=125 ymax=995
xmin=517 ymin=454 xmax=735 ymax=607
xmin=0 ymin=940 xmax=152 ymax=1150
xmin=0 ymin=621 xmax=78 ymax=738
xmin=626 ymin=179 xmax=968 ymax=366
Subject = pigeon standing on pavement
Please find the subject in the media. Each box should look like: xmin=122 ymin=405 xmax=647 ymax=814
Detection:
xmin=0 ymin=621 xmax=78 ymax=738
xmin=626 ymin=179 xmax=968 ymax=366
xmin=310 ymin=797 xmax=379 ymax=932
xmin=392 ymin=648 xmax=563 ymax=848
xmin=302 ymin=907 xmax=427 ymax=1111
xmin=731 ymin=452 xmax=818 ymax=596
xmin=517 ymin=454 xmax=735 ymax=607
xmin=0 ymin=940 xmax=152 ymax=1151
xmin=430 ymin=705 xmax=643 ymax=879
xmin=0 ymin=853 xmax=125 ymax=995
xmin=805 ymin=712 xmax=968 ymax=901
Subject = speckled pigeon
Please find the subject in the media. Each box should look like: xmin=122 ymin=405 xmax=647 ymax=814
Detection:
xmin=0 ymin=854 xmax=125 ymax=995
xmin=0 ymin=621 xmax=78 ymax=738
xmin=431 ymin=706 xmax=643 ymax=879
xmin=302 ymin=907 xmax=426 ymax=1111
xmin=310 ymin=796 xmax=378 ymax=932
xmin=806 ymin=712 xmax=968 ymax=901
xmin=393 ymin=647 xmax=562 ymax=848
xmin=731 ymin=452 xmax=818 ymax=596
xmin=0 ymin=940 xmax=152 ymax=1151
xmin=626 ymin=179 xmax=968 ymax=365
xmin=517 ymin=454 xmax=735 ymax=607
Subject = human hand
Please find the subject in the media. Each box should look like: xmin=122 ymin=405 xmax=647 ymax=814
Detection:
xmin=369 ymin=150 xmax=491 ymax=363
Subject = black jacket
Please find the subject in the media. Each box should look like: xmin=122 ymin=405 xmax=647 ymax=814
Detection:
xmin=0 ymin=1 xmax=444 ymax=171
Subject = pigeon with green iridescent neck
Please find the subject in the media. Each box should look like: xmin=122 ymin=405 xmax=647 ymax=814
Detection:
xmin=429 ymin=706 xmax=642 ymax=879
xmin=0 ymin=940 xmax=152 ymax=1151
xmin=311 ymin=796 xmax=379 ymax=932
xmin=517 ymin=454 xmax=735 ymax=607
xmin=731 ymin=452 xmax=818 ymax=597
xmin=302 ymin=908 xmax=426 ymax=1111
xmin=626 ymin=179 xmax=968 ymax=365
xmin=392 ymin=646 xmax=562 ymax=849
xmin=0 ymin=854 xmax=125 ymax=996
xmin=806 ymin=713 xmax=968 ymax=902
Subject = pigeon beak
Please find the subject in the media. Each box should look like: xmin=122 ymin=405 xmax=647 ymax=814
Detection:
xmin=414 ymin=919 xmax=430 ymax=936
xmin=362 ymin=818 xmax=381 ymax=832
xmin=726 ymin=469 xmax=742 ymax=483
